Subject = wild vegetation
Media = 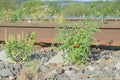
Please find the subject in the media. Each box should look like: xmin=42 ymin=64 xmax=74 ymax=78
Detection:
xmin=4 ymin=31 xmax=36 ymax=62
xmin=0 ymin=1 xmax=120 ymax=80
xmin=53 ymin=16 xmax=101 ymax=65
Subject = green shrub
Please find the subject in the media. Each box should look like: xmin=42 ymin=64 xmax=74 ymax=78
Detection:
xmin=53 ymin=17 xmax=100 ymax=65
xmin=4 ymin=31 xmax=36 ymax=63
xmin=11 ymin=10 xmax=22 ymax=23
xmin=1 ymin=9 xmax=13 ymax=22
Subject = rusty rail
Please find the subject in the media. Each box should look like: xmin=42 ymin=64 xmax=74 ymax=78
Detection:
xmin=0 ymin=18 xmax=120 ymax=46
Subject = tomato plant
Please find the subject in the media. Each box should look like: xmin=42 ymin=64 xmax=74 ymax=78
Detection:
xmin=53 ymin=17 xmax=100 ymax=65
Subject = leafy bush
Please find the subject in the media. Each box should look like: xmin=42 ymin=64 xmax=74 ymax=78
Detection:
xmin=4 ymin=31 xmax=36 ymax=62
xmin=53 ymin=17 xmax=100 ymax=65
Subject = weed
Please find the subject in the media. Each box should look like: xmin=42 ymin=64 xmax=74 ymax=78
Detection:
xmin=4 ymin=30 xmax=36 ymax=63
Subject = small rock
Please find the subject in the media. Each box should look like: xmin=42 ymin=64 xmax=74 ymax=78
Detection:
xmin=71 ymin=65 xmax=82 ymax=71
xmin=45 ymin=72 xmax=56 ymax=79
xmin=55 ymin=67 xmax=64 ymax=74
xmin=101 ymin=50 xmax=109 ymax=55
xmin=48 ymin=63 xmax=59 ymax=67
xmin=115 ymin=71 xmax=120 ymax=80
xmin=62 ymin=77 xmax=70 ymax=80
xmin=46 ymin=49 xmax=56 ymax=57
xmin=13 ymin=63 xmax=22 ymax=71
xmin=115 ymin=60 xmax=120 ymax=70
xmin=94 ymin=65 xmax=101 ymax=71
xmin=98 ymin=74 xmax=113 ymax=80
xmin=51 ymin=67 xmax=64 ymax=74
xmin=4 ymin=62 xmax=10 ymax=68
xmin=108 ymin=71 xmax=115 ymax=78
xmin=9 ymin=76 xmax=15 ymax=80
xmin=79 ymin=74 xmax=88 ymax=79
xmin=103 ymin=66 xmax=110 ymax=72
xmin=64 ymin=70 xmax=77 ymax=77
xmin=37 ymin=54 xmax=44 ymax=59
xmin=55 ymin=74 xmax=69 ymax=80
xmin=0 ymin=69 xmax=13 ymax=77
xmin=37 ymin=77 xmax=45 ymax=80
xmin=39 ymin=50 xmax=46 ymax=55
xmin=41 ymin=57 xmax=49 ymax=64
xmin=37 ymin=64 xmax=49 ymax=72
xmin=87 ymin=66 xmax=95 ymax=71
xmin=84 ymin=70 xmax=93 ymax=76
xmin=29 ymin=53 xmax=36 ymax=59
xmin=94 ymin=71 xmax=103 ymax=77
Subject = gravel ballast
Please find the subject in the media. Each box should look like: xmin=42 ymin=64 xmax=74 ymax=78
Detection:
xmin=0 ymin=47 xmax=120 ymax=80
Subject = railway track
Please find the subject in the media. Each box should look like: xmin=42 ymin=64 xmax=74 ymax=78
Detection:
xmin=0 ymin=18 xmax=120 ymax=46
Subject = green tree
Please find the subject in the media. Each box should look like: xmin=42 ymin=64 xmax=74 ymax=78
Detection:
xmin=21 ymin=0 xmax=44 ymax=16
xmin=0 ymin=0 xmax=17 ymax=11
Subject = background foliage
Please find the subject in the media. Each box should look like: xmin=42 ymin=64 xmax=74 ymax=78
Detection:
xmin=0 ymin=0 xmax=120 ymax=22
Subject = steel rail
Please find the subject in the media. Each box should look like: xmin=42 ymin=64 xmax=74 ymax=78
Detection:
xmin=0 ymin=18 xmax=120 ymax=46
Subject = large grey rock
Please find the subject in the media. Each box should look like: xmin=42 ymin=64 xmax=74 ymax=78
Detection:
xmin=0 ymin=62 xmax=4 ymax=70
xmin=45 ymin=51 xmax=63 ymax=66
xmin=115 ymin=60 xmax=120 ymax=70
xmin=2 ymin=77 xmax=6 ymax=80
xmin=0 ymin=50 xmax=12 ymax=62
xmin=9 ymin=64 xmax=14 ymax=71
xmin=0 ymin=76 xmax=1 ymax=80
xmin=0 ymin=68 xmax=13 ymax=77
xmin=8 ymin=76 xmax=15 ymax=80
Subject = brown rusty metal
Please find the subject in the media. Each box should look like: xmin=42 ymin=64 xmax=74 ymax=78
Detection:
xmin=0 ymin=18 xmax=120 ymax=46
xmin=0 ymin=22 xmax=58 ymax=43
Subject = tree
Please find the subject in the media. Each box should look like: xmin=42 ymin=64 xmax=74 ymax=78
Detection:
xmin=0 ymin=0 xmax=17 ymax=11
